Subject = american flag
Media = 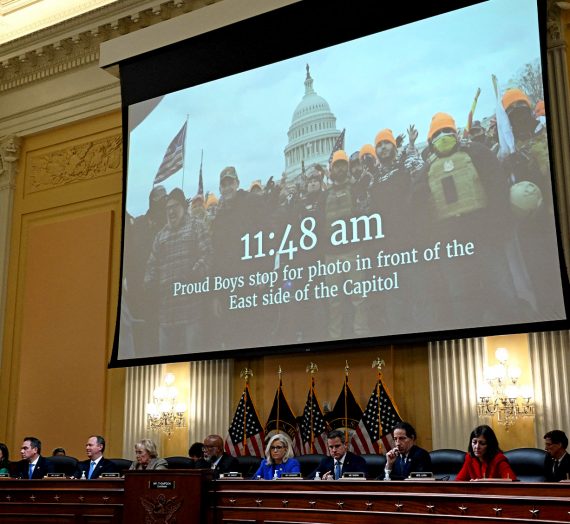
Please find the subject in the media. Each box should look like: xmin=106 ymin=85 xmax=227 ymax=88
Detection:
xmin=153 ymin=121 xmax=187 ymax=184
xmin=300 ymin=377 xmax=328 ymax=455
xmin=351 ymin=377 xmax=402 ymax=454
xmin=224 ymin=384 xmax=265 ymax=457
xmin=327 ymin=128 xmax=346 ymax=170
xmin=265 ymin=379 xmax=302 ymax=455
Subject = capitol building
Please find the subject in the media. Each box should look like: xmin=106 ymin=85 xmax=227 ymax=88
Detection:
xmin=283 ymin=65 xmax=343 ymax=181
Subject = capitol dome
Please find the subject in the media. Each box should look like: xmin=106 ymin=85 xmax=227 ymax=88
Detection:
xmin=283 ymin=65 xmax=342 ymax=181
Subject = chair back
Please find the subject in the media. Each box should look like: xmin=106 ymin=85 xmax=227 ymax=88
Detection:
xmin=297 ymin=454 xmax=323 ymax=478
xmin=108 ymin=458 xmax=133 ymax=473
xmin=504 ymin=448 xmax=547 ymax=482
xmin=429 ymin=449 xmax=466 ymax=480
xmin=165 ymin=456 xmax=195 ymax=469
xmin=361 ymin=454 xmax=386 ymax=479
xmin=47 ymin=456 xmax=78 ymax=476
xmin=236 ymin=456 xmax=261 ymax=478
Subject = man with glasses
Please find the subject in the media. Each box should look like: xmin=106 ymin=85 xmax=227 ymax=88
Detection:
xmin=383 ymin=421 xmax=431 ymax=480
xmin=308 ymin=429 xmax=367 ymax=480
xmin=195 ymin=434 xmax=239 ymax=478
xmin=544 ymin=430 xmax=570 ymax=482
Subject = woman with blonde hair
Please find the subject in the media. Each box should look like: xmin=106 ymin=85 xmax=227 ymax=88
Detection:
xmin=253 ymin=433 xmax=300 ymax=479
xmin=129 ymin=439 xmax=168 ymax=470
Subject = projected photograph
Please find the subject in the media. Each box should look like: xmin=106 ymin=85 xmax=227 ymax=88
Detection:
xmin=119 ymin=0 xmax=566 ymax=360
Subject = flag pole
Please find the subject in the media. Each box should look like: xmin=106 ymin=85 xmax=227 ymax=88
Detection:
xmin=372 ymin=357 xmax=385 ymax=452
xmin=277 ymin=365 xmax=282 ymax=434
xmin=306 ymin=362 xmax=318 ymax=453
xmin=181 ymin=114 xmax=189 ymax=191
xmin=240 ymin=367 xmax=253 ymax=456
xmin=463 ymin=87 xmax=481 ymax=138
xmin=344 ymin=360 xmax=349 ymax=445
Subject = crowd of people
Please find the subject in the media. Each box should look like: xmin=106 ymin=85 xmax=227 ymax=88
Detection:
xmin=122 ymin=86 xmax=556 ymax=357
xmin=3 ymin=424 xmax=567 ymax=482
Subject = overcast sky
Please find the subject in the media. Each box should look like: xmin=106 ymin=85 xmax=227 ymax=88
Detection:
xmin=127 ymin=0 xmax=542 ymax=217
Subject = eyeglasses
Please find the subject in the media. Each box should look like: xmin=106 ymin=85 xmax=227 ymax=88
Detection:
xmin=270 ymin=445 xmax=285 ymax=451
xmin=202 ymin=445 xmax=217 ymax=451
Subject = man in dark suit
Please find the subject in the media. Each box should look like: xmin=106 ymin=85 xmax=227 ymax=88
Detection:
xmin=383 ymin=421 xmax=432 ymax=480
xmin=308 ymin=429 xmax=367 ymax=480
xmin=544 ymin=430 xmax=570 ymax=482
xmin=195 ymin=434 xmax=239 ymax=478
xmin=74 ymin=435 xmax=118 ymax=479
xmin=15 ymin=436 xmax=54 ymax=479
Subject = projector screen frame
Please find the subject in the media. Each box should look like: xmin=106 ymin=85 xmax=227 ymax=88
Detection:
xmin=110 ymin=0 xmax=570 ymax=368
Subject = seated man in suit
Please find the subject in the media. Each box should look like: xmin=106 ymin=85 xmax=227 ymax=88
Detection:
xmin=15 ymin=436 xmax=54 ymax=478
xmin=74 ymin=435 xmax=118 ymax=479
xmin=309 ymin=429 xmax=367 ymax=480
xmin=383 ymin=421 xmax=432 ymax=480
xmin=194 ymin=434 xmax=239 ymax=478
xmin=544 ymin=430 xmax=570 ymax=482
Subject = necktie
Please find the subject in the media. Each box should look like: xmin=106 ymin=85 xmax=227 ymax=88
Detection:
xmin=88 ymin=461 xmax=96 ymax=479
xmin=28 ymin=463 xmax=34 ymax=479
xmin=334 ymin=461 xmax=342 ymax=480
xmin=553 ymin=460 xmax=559 ymax=476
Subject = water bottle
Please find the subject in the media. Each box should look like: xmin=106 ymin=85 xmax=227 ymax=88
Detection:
xmin=314 ymin=471 xmax=321 ymax=480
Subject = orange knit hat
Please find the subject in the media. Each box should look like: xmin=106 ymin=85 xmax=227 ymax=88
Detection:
xmin=427 ymin=112 xmax=456 ymax=141
xmin=331 ymin=150 xmax=349 ymax=164
xmin=502 ymin=88 xmax=531 ymax=110
xmin=374 ymin=128 xmax=397 ymax=148
xmin=359 ymin=143 xmax=377 ymax=160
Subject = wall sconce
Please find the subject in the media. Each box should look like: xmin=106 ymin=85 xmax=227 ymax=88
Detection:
xmin=477 ymin=347 xmax=535 ymax=430
xmin=146 ymin=373 xmax=186 ymax=436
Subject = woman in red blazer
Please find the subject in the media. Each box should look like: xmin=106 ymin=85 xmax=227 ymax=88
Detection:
xmin=455 ymin=425 xmax=517 ymax=481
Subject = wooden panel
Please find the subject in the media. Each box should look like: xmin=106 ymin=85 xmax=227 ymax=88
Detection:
xmin=214 ymin=479 xmax=570 ymax=524
xmin=13 ymin=210 xmax=113 ymax=456
xmin=0 ymin=478 xmax=123 ymax=523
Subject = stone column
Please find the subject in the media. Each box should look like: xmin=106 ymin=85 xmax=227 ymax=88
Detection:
xmin=546 ymin=0 xmax=570 ymax=278
xmin=0 ymin=135 xmax=21 ymax=364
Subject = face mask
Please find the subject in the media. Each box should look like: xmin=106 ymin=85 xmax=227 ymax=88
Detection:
xmin=432 ymin=134 xmax=457 ymax=155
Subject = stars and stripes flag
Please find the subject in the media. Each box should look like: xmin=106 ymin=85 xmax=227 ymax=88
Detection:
xmin=265 ymin=378 xmax=302 ymax=455
xmin=325 ymin=376 xmax=363 ymax=448
xmin=351 ymin=375 xmax=402 ymax=454
xmin=153 ymin=121 xmax=187 ymax=184
xmin=300 ymin=377 xmax=329 ymax=455
xmin=328 ymin=128 xmax=346 ymax=170
xmin=224 ymin=383 xmax=265 ymax=457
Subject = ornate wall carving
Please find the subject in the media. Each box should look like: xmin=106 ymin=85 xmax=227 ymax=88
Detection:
xmin=26 ymin=133 xmax=121 ymax=193
xmin=0 ymin=135 xmax=21 ymax=191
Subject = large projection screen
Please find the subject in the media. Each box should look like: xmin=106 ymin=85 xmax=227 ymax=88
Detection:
xmin=112 ymin=0 xmax=568 ymax=366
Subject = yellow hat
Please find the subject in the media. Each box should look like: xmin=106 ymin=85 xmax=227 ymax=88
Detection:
xmin=331 ymin=150 xmax=349 ymax=164
xmin=205 ymin=193 xmax=218 ymax=208
xmin=359 ymin=143 xmax=378 ymax=160
xmin=427 ymin=112 xmax=456 ymax=141
xmin=374 ymin=128 xmax=396 ymax=148
xmin=502 ymin=88 xmax=531 ymax=111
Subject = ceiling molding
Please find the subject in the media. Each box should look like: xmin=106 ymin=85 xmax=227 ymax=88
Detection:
xmin=0 ymin=0 xmax=220 ymax=93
